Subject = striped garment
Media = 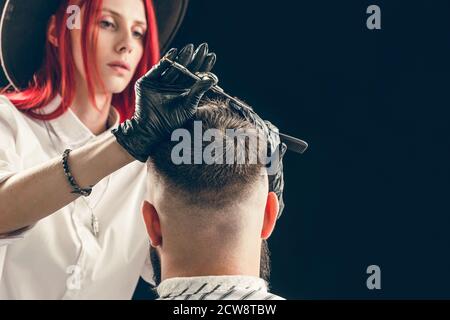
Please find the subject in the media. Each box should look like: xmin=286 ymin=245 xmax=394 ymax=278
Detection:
xmin=157 ymin=275 xmax=285 ymax=300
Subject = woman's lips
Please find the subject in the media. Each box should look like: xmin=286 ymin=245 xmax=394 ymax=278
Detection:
xmin=107 ymin=61 xmax=131 ymax=75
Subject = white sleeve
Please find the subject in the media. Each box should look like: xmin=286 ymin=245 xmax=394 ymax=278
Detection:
xmin=139 ymin=179 xmax=155 ymax=286
xmin=0 ymin=97 xmax=21 ymax=184
xmin=0 ymin=96 xmax=33 ymax=247
xmin=140 ymin=246 xmax=156 ymax=286
xmin=0 ymin=245 xmax=6 ymax=280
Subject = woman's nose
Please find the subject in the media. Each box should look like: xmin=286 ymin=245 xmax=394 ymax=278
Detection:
xmin=115 ymin=31 xmax=134 ymax=54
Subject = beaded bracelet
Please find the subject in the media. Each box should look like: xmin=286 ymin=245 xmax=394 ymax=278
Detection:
xmin=62 ymin=149 xmax=93 ymax=197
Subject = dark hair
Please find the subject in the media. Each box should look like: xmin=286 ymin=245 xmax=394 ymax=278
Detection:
xmin=148 ymin=98 xmax=267 ymax=209
xmin=260 ymin=239 xmax=271 ymax=283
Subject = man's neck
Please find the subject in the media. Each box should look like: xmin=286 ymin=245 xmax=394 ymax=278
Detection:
xmin=161 ymin=249 xmax=261 ymax=282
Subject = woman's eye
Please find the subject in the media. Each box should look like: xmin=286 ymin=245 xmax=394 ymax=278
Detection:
xmin=133 ymin=31 xmax=144 ymax=39
xmin=100 ymin=20 xmax=115 ymax=29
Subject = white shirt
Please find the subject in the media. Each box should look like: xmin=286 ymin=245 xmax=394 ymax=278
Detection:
xmin=157 ymin=276 xmax=285 ymax=300
xmin=0 ymin=94 xmax=154 ymax=299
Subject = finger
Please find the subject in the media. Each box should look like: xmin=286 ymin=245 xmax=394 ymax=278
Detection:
xmin=199 ymin=53 xmax=217 ymax=73
xmin=162 ymin=44 xmax=194 ymax=83
xmin=177 ymin=44 xmax=209 ymax=87
xmin=186 ymin=72 xmax=219 ymax=107
xmin=176 ymin=43 xmax=195 ymax=66
xmin=187 ymin=43 xmax=208 ymax=74
xmin=142 ymin=48 xmax=178 ymax=80
xmin=195 ymin=72 xmax=219 ymax=84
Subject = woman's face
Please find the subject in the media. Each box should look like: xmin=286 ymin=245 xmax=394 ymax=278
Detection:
xmin=71 ymin=0 xmax=148 ymax=94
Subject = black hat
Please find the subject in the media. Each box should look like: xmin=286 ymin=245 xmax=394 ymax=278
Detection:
xmin=0 ymin=0 xmax=189 ymax=89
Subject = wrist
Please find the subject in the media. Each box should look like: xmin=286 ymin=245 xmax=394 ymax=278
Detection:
xmin=111 ymin=126 xmax=151 ymax=163
xmin=112 ymin=136 xmax=137 ymax=164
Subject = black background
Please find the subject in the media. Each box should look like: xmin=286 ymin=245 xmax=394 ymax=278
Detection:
xmin=135 ymin=0 xmax=450 ymax=299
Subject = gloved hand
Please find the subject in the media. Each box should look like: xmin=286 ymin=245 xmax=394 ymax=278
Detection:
xmin=112 ymin=43 xmax=218 ymax=162
xmin=228 ymin=101 xmax=287 ymax=218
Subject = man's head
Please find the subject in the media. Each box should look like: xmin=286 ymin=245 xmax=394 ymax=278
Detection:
xmin=142 ymin=98 xmax=279 ymax=285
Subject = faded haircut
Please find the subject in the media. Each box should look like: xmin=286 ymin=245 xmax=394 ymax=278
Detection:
xmin=147 ymin=97 xmax=268 ymax=209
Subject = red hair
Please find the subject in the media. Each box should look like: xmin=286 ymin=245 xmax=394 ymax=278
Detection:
xmin=2 ymin=0 xmax=160 ymax=123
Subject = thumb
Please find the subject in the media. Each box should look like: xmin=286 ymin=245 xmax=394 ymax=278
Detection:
xmin=186 ymin=72 xmax=218 ymax=106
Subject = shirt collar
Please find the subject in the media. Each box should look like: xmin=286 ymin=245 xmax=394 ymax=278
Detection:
xmin=157 ymin=275 xmax=268 ymax=298
xmin=40 ymin=94 xmax=120 ymax=148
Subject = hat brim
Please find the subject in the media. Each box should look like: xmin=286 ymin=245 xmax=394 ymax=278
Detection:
xmin=0 ymin=0 xmax=189 ymax=89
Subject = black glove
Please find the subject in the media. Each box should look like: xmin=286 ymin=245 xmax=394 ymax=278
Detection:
xmin=112 ymin=44 xmax=218 ymax=162
xmin=228 ymin=101 xmax=287 ymax=218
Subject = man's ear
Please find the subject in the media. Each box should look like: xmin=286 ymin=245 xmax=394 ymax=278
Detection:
xmin=261 ymin=192 xmax=279 ymax=240
xmin=47 ymin=15 xmax=59 ymax=47
xmin=142 ymin=200 xmax=162 ymax=247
